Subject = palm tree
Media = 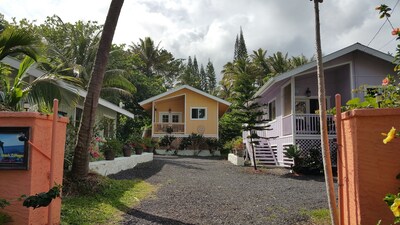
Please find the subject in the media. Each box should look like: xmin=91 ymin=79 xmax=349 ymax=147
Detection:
xmin=0 ymin=56 xmax=80 ymax=111
xmin=250 ymin=48 xmax=271 ymax=85
xmin=71 ymin=0 xmax=124 ymax=179
xmin=268 ymin=51 xmax=290 ymax=76
xmin=130 ymin=37 xmax=164 ymax=77
xmin=0 ymin=26 xmax=39 ymax=61
xmin=0 ymin=26 xmax=80 ymax=111
xmin=130 ymin=37 xmax=182 ymax=88
xmin=40 ymin=16 xmax=135 ymax=101
xmin=312 ymin=0 xmax=339 ymax=224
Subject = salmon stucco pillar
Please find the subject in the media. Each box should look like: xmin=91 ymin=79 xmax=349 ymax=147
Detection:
xmin=0 ymin=112 xmax=68 ymax=225
xmin=339 ymin=108 xmax=400 ymax=225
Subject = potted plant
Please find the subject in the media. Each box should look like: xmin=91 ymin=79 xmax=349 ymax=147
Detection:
xmin=101 ymin=138 xmax=122 ymax=160
xmin=122 ymin=142 xmax=132 ymax=157
xmin=232 ymin=137 xmax=244 ymax=157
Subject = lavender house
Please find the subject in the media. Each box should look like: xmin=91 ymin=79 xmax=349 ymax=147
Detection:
xmin=246 ymin=43 xmax=394 ymax=167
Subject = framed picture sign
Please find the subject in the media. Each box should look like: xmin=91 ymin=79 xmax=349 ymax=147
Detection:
xmin=0 ymin=127 xmax=30 ymax=170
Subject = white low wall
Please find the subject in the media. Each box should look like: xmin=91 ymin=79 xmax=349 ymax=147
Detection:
xmin=89 ymin=153 xmax=153 ymax=176
xmin=228 ymin=153 xmax=244 ymax=166
xmin=155 ymin=149 xmax=221 ymax=157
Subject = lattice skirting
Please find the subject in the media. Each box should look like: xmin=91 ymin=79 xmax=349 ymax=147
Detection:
xmin=295 ymin=138 xmax=338 ymax=166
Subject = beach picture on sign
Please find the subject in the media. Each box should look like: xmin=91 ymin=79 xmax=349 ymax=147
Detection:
xmin=0 ymin=127 xmax=30 ymax=170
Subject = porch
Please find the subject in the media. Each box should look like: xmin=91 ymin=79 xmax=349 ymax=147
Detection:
xmin=283 ymin=114 xmax=336 ymax=136
xmin=154 ymin=122 xmax=185 ymax=134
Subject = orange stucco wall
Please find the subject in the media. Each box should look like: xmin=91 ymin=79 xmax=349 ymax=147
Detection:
xmin=0 ymin=112 xmax=68 ymax=225
xmin=340 ymin=108 xmax=400 ymax=225
xmin=155 ymin=89 xmax=219 ymax=136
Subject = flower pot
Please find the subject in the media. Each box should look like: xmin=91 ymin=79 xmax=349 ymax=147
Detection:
xmin=122 ymin=145 xmax=132 ymax=157
xmin=104 ymin=150 xmax=115 ymax=160
xmin=135 ymin=148 xmax=143 ymax=155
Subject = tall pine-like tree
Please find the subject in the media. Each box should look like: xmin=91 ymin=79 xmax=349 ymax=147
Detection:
xmin=237 ymin=27 xmax=248 ymax=61
xmin=206 ymin=60 xmax=216 ymax=94
xmin=199 ymin=64 xmax=207 ymax=91
xmin=234 ymin=35 xmax=239 ymax=61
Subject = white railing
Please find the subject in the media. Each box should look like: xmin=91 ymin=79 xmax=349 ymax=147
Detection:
xmin=295 ymin=114 xmax=336 ymax=135
xmin=154 ymin=122 xmax=185 ymax=134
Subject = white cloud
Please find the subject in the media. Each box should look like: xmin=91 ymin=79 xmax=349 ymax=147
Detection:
xmin=1 ymin=0 xmax=399 ymax=80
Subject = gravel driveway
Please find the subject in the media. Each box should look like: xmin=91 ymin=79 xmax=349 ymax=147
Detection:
xmin=110 ymin=155 xmax=329 ymax=225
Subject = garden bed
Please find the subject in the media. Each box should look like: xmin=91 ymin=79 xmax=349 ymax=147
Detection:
xmin=89 ymin=153 xmax=153 ymax=176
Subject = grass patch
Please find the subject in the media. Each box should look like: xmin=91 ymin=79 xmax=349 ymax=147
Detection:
xmin=61 ymin=176 xmax=156 ymax=225
xmin=300 ymin=208 xmax=331 ymax=225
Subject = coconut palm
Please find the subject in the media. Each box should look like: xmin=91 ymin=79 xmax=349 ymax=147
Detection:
xmin=71 ymin=0 xmax=124 ymax=179
xmin=40 ymin=16 xmax=135 ymax=101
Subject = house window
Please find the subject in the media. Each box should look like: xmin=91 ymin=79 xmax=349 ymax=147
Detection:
xmin=172 ymin=114 xmax=180 ymax=123
xmin=283 ymin=83 xmax=292 ymax=116
xmin=162 ymin=114 xmax=169 ymax=123
xmin=268 ymin=100 xmax=276 ymax=121
xmin=191 ymin=108 xmax=207 ymax=120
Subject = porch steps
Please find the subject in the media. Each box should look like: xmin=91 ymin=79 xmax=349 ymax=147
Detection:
xmin=254 ymin=141 xmax=278 ymax=166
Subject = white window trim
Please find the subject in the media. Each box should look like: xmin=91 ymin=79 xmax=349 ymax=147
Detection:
xmin=159 ymin=112 xmax=182 ymax=123
xmin=190 ymin=107 xmax=207 ymax=120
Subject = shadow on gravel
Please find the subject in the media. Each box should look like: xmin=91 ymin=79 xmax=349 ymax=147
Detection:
xmin=125 ymin=209 xmax=195 ymax=225
xmin=109 ymin=155 xmax=205 ymax=181
xmin=281 ymin=173 xmax=331 ymax=182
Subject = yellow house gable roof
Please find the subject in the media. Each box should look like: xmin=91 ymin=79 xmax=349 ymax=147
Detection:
xmin=139 ymin=85 xmax=231 ymax=109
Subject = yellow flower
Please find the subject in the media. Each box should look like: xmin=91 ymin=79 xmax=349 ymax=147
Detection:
xmin=382 ymin=127 xmax=397 ymax=144
xmin=391 ymin=198 xmax=400 ymax=217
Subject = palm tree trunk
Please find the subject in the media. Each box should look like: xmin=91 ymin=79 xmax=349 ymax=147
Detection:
xmin=71 ymin=0 xmax=124 ymax=179
xmin=313 ymin=1 xmax=339 ymax=224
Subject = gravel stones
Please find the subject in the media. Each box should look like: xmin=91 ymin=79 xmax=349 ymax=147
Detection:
xmin=109 ymin=155 xmax=329 ymax=225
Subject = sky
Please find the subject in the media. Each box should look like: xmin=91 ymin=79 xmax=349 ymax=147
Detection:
xmin=1 ymin=0 xmax=399 ymax=81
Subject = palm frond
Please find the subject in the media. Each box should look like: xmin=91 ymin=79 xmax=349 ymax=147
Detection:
xmin=0 ymin=27 xmax=39 ymax=61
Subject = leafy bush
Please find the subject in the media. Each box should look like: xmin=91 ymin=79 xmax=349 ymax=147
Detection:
xmin=159 ymin=135 xmax=176 ymax=150
xmin=179 ymin=137 xmax=192 ymax=150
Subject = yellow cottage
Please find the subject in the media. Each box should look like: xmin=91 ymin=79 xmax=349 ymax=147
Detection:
xmin=139 ymin=85 xmax=230 ymax=138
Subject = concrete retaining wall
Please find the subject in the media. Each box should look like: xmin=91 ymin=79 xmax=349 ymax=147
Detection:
xmin=228 ymin=153 xmax=244 ymax=166
xmin=89 ymin=153 xmax=153 ymax=176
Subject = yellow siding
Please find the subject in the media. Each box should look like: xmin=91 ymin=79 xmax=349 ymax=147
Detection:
xmin=154 ymin=95 xmax=185 ymax=122
xmin=157 ymin=88 xmax=218 ymax=136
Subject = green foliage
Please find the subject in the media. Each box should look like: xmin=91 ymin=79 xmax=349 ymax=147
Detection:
xmin=205 ymin=138 xmax=220 ymax=151
xmin=100 ymin=138 xmax=122 ymax=154
xmin=0 ymin=26 xmax=39 ymax=61
xmin=283 ymin=145 xmax=301 ymax=159
xmin=188 ymin=133 xmax=205 ymax=150
xmin=0 ymin=198 xmax=9 ymax=209
xmin=64 ymin=119 xmax=78 ymax=170
xmin=225 ymin=137 xmax=244 ymax=156
xmin=159 ymin=135 xmax=176 ymax=150
xmin=0 ymin=211 xmax=11 ymax=225
xmin=61 ymin=177 xmax=156 ymax=225
xmin=179 ymin=137 xmax=192 ymax=150
xmin=22 ymin=185 xmax=61 ymax=209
